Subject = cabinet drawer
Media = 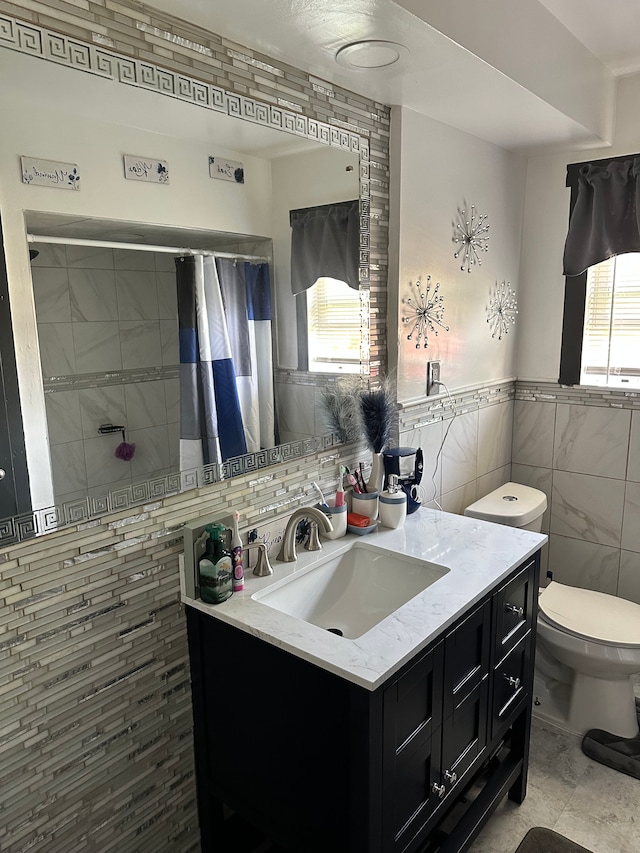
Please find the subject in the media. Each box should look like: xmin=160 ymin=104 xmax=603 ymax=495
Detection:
xmin=493 ymin=558 xmax=537 ymax=659
xmin=492 ymin=631 xmax=531 ymax=736
xmin=443 ymin=600 xmax=491 ymax=719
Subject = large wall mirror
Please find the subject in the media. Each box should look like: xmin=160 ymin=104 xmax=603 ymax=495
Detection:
xmin=0 ymin=45 xmax=371 ymax=544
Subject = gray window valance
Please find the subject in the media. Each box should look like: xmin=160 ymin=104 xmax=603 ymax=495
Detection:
xmin=289 ymin=199 xmax=360 ymax=294
xmin=563 ymin=156 xmax=640 ymax=277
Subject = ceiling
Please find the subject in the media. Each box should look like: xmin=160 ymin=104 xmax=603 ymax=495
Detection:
xmin=147 ymin=0 xmax=640 ymax=152
xmin=537 ymin=0 xmax=640 ymax=76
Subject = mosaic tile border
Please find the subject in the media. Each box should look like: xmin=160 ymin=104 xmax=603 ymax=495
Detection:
xmin=0 ymin=432 xmax=345 ymax=546
xmin=516 ymin=380 xmax=640 ymax=410
xmin=0 ymin=12 xmax=371 ymax=280
xmin=43 ymin=364 xmax=179 ymax=393
xmin=398 ymin=378 xmax=517 ymax=431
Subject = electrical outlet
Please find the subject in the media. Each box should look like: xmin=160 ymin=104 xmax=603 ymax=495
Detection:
xmin=427 ymin=360 xmax=441 ymax=396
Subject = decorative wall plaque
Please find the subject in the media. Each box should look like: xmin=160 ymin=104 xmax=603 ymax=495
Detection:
xmin=209 ymin=156 xmax=244 ymax=184
xmin=21 ymin=156 xmax=80 ymax=190
xmin=123 ymin=155 xmax=169 ymax=184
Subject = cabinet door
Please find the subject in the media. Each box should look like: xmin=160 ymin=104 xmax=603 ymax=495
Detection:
xmin=440 ymin=674 xmax=489 ymax=794
xmin=382 ymin=642 xmax=443 ymax=853
xmin=443 ymin=600 xmax=491 ymax=719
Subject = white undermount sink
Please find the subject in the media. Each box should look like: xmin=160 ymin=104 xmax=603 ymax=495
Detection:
xmin=251 ymin=541 xmax=450 ymax=639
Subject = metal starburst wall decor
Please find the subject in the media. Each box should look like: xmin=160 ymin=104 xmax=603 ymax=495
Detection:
xmin=402 ymin=275 xmax=450 ymax=349
xmin=487 ymin=280 xmax=518 ymax=339
xmin=453 ymin=204 xmax=490 ymax=273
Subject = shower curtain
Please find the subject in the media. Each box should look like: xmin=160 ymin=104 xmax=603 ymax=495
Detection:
xmin=176 ymin=254 xmax=246 ymax=471
xmin=176 ymin=254 xmax=275 ymax=473
xmin=216 ymin=258 xmax=276 ymax=453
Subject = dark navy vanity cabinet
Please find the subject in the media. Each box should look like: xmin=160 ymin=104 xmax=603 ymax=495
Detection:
xmin=187 ymin=552 xmax=540 ymax=853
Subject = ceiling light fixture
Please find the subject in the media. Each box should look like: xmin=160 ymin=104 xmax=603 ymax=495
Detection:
xmin=335 ymin=40 xmax=409 ymax=70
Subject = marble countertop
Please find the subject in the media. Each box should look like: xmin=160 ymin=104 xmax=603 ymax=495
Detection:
xmin=182 ymin=508 xmax=547 ymax=691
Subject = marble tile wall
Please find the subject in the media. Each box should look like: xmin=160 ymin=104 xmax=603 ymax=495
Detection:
xmin=33 ymin=244 xmax=180 ymax=504
xmin=398 ymin=379 xmax=515 ymax=515
xmin=274 ymin=370 xmax=361 ymax=444
xmin=513 ymin=381 xmax=640 ymax=602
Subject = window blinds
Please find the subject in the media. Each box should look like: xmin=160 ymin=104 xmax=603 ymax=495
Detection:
xmin=582 ymin=253 xmax=640 ymax=387
xmin=307 ymin=277 xmax=361 ymax=372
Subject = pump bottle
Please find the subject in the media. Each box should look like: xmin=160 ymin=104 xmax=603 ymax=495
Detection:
xmin=378 ymin=474 xmax=407 ymax=529
xmin=198 ymin=523 xmax=233 ymax=604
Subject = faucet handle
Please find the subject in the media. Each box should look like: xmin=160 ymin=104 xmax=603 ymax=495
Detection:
xmin=244 ymin=542 xmax=273 ymax=577
xmin=305 ymin=521 xmax=322 ymax=552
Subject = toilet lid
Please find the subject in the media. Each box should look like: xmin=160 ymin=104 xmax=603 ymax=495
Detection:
xmin=539 ymin=582 xmax=640 ymax=646
xmin=464 ymin=482 xmax=547 ymax=527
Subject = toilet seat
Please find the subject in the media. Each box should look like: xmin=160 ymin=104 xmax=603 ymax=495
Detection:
xmin=538 ymin=582 xmax=640 ymax=649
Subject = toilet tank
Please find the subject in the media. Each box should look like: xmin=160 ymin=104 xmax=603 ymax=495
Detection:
xmin=464 ymin=482 xmax=547 ymax=532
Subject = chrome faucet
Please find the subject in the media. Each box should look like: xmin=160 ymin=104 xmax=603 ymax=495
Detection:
xmin=277 ymin=506 xmax=334 ymax=562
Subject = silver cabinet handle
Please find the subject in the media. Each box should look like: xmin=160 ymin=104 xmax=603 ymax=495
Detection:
xmin=0 ymin=468 xmax=5 ymax=481
xmin=432 ymin=782 xmax=446 ymax=799
xmin=505 ymin=603 xmax=524 ymax=617
xmin=504 ymin=675 xmax=521 ymax=689
xmin=444 ymin=770 xmax=457 ymax=784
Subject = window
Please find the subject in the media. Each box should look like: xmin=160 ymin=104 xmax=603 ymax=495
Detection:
xmin=306 ymin=277 xmax=362 ymax=373
xmin=581 ymin=253 xmax=640 ymax=389
xmin=559 ymin=152 xmax=640 ymax=387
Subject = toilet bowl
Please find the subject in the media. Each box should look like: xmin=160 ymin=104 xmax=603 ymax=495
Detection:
xmin=464 ymin=482 xmax=640 ymax=738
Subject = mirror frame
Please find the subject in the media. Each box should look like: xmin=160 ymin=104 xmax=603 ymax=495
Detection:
xmin=0 ymin=28 xmax=373 ymax=545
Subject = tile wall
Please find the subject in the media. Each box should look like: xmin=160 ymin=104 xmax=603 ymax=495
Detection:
xmin=398 ymin=378 xmax=515 ymax=514
xmin=513 ymin=381 xmax=640 ymax=602
xmin=0 ymin=2 xmax=391 ymax=851
xmin=33 ymin=243 xmax=180 ymax=505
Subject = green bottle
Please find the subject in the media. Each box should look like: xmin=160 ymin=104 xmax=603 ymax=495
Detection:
xmin=198 ymin=523 xmax=233 ymax=604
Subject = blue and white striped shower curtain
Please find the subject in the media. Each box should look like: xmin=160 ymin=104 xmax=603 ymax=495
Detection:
xmin=176 ymin=254 xmax=275 ymax=473
xmin=219 ymin=258 xmax=275 ymax=453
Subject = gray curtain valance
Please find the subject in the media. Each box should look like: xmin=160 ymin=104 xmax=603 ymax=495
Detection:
xmin=289 ymin=199 xmax=359 ymax=294
xmin=563 ymin=156 xmax=640 ymax=276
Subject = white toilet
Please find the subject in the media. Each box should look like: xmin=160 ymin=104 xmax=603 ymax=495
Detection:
xmin=464 ymin=482 xmax=640 ymax=738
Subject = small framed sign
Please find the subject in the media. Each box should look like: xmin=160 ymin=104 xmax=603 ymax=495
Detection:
xmin=124 ymin=155 xmax=169 ymax=184
xmin=209 ymin=156 xmax=244 ymax=184
xmin=21 ymin=156 xmax=80 ymax=190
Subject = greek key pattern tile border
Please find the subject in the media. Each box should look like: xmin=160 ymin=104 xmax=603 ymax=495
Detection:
xmin=0 ymin=13 xmax=372 ymax=285
xmin=0 ymin=14 xmax=370 ymax=191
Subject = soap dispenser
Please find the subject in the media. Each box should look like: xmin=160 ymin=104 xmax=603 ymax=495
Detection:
xmin=199 ymin=523 xmax=233 ymax=604
xmin=378 ymin=474 xmax=407 ymax=529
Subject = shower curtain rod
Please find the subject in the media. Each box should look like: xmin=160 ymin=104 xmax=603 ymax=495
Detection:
xmin=26 ymin=233 xmax=271 ymax=263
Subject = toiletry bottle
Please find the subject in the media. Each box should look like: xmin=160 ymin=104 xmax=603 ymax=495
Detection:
xmin=379 ymin=474 xmax=407 ymax=529
xmin=230 ymin=511 xmax=244 ymax=592
xmin=199 ymin=523 xmax=233 ymax=604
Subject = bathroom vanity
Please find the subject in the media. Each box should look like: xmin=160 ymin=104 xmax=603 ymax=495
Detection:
xmin=184 ymin=509 xmax=545 ymax=853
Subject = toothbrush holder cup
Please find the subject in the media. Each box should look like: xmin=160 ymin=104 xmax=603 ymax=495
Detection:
xmin=316 ymin=499 xmax=347 ymax=539
xmin=350 ymin=491 xmax=379 ymax=522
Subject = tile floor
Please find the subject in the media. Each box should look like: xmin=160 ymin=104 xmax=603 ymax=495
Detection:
xmin=468 ymin=714 xmax=640 ymax=853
